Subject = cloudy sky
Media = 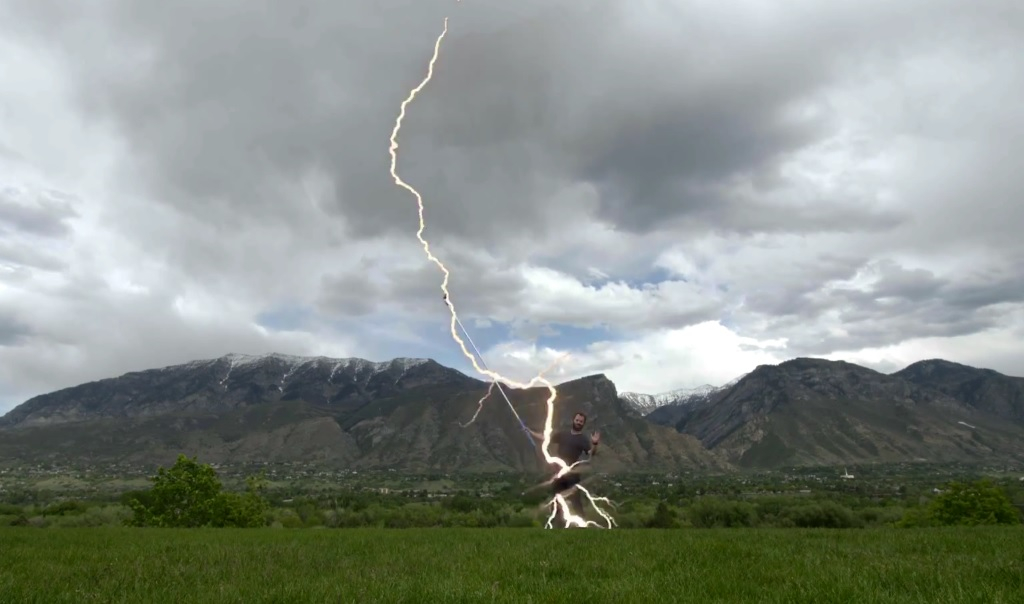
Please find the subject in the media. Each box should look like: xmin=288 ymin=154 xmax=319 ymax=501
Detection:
xmin=1 ymin=0 xmax=1022 ymax=413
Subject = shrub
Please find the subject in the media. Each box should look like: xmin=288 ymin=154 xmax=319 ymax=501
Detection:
xmin=784 ymin=501 xmax=860 ymax=529
xmin=41 ymin=500 xmax=89 ymax=516
xmin=926 ymin=480 xmax=1020 ymax=526
xmin=857 ymin=506 xmax=905 ymax=527
xmin=646 ymin=501 xmax=679 ymax=528
xmin=688 ymin=498 xmax=757 ymax=528
xmin=127 ymin=454 xmax=269 ymax=528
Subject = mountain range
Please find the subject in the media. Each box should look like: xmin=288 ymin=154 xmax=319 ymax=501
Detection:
xmin=620 ymin=384 xmax=729 ymax=416
xmin=1 ymin=353 xmax=1022 ymax=472
xmin=0 ymin=353 xmax=723 ymax=473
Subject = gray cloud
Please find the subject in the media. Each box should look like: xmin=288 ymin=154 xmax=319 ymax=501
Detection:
xmin=0 ymin=242 xmax=65 ymax=271
xmin=0 ymin=0 xmax=1023 ymax=406
xmin=837 ymin=266 xmax=1024 ymax=319
xmin=3 ymin=0 xmax=950 ymax=248
xmin=0 ymin=279 xmax=350 ymax=399
xmin=0 ymin=186 xmax=76 ymax=238
xmin=317 ymin=245 xmax=530 ymax=324
xmin=764 ymin=260 xmax=1024 ymax=355
xmin=0 ymin=313 xmax=31 ymax=346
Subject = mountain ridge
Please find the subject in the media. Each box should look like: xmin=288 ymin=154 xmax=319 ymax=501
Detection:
xmin=0 ymin=353 xmax=477 ymax=429
xmin=655 ymin=357 xmax=1024 ymax=468
xmin=0 ymin=353 xmax=728 ymax=472
xmin=620 ymin=384 xmax=723 ymax=416
xmin=2 ymin=353 xmax=1023 ymax=471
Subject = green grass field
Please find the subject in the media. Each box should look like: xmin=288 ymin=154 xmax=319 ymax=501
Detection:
xmin=2 ymin=527 xmax=1022 ymax=603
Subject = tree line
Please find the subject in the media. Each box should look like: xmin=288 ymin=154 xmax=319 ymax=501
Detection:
xmin=2 ymin=454 xmax=1021 ymax=529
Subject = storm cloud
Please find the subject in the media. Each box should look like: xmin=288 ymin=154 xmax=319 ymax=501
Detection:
xmin=0 ymin=0 xmax=1022 ymax=409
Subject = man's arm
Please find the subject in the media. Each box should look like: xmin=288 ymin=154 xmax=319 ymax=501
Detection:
xmin=526 ymin=428 xmax=550 ymax=442
xmin=589 ymin=430 xmax=601 ymax=456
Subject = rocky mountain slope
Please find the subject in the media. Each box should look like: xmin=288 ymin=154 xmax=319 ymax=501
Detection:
xmin=4 ymin=353 xmax=1023 ymax=471
xmin=894 ymin=359 xmax=1024 ymax=422
xmin=0 ymin=353 xmax=727 ymax=473
xmin=649 ymin=358 xmax=1024 ymax=468
xmin=0 ymin=353 xmax=470 ymax=428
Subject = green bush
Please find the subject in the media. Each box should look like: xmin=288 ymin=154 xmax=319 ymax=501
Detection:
xmin=506 ymin=512 xmax=537 ymax=528
xmin=5 ymin=514 xmax=28 ymax=526
xmin=0 ymin=503 xmax=24 ymax=515
xmin=688 ymin=498 xmax=757 ymax=528
xmin=646 ymin=501 xmax=679 ymax=528
xmin=49 ymin=505 xmax=132 ymax=528
xmin=784 ymin=502 xmax=860 ymax=529
xmin=857 ymin=506 xmax=905 ymax=527
xmin=443 ymin=495 xmax=478 ymax=514
xmin=896 ymin=506 xmax=934 ymax=528
xmin=274 ymin=509 xmax=305 ymax=528
xmin=926 ymin=480 xmax=1020 ymax=526
xmin=41 ymin=500 xmax=89 ymax=516
xmin=127 ymin=454 xmax=269 ymax=528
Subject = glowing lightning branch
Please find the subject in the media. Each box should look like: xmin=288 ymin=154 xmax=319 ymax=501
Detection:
xmin=387 ymin=11 xmax=615 ymax=529
xmin=452 ymin=313 xmax=538 ymax=446
xmin=459 ymin=381 xmax=496 ymax=429
xmin=457 ymin=324 xmax=570 ymax=447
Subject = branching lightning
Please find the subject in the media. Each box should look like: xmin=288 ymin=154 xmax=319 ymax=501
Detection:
xmin=459 ymin=351 xmax=569 ymax=430
xmin=387 ymin=9 xmax=615 ymax=529
xmin=459 ymin=381 xmax=495 ymax=428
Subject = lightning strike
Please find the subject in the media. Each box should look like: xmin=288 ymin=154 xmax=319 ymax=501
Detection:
xmin=387 ymin=11 xmax=615 ymax=528
xmin=460 ymin=381 xmax=496 ymax=428
xmin=459 ymin=352 xmax=570 ymax=429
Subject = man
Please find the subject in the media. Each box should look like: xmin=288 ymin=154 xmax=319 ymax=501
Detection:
xmin=528 ymin=412 xmax=600 ymax=525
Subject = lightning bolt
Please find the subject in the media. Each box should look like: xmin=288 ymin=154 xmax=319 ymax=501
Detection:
xmin=459 ymin=381 xmax=495 ymax=428
xmin=460 ymin=352 xmax=570 ymax=429
xmin=387 ymin=10 xmax=615 ymax=529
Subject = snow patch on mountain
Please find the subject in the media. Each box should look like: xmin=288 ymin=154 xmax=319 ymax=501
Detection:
xmin=216 ymin=352 xmax=428 ymax=371
xmin=168 ymin=353 xmax=431 ymax=389
xmin=620 ymin=373 xmax=747 ymax=415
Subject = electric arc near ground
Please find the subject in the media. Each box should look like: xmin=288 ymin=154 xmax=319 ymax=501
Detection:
xmin=385 ymin=11 xmax=616 ymax=528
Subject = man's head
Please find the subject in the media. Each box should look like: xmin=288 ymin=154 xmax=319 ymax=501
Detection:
xmin=571 ymin=412 xmax=586 ymax=432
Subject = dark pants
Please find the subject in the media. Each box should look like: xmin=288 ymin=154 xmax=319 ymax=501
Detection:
xmin=551 ymin=472 xmax=585 ymax=526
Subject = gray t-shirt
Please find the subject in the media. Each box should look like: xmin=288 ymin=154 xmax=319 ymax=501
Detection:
xmin=551 ymin=430 xmax=592 ymax=466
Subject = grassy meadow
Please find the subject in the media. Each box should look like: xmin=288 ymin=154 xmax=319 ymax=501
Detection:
xmin=2 ymin=527 xmax=1022 ymax=603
